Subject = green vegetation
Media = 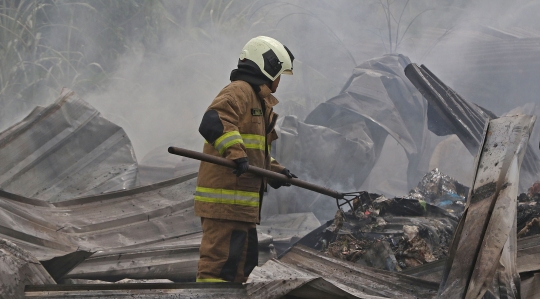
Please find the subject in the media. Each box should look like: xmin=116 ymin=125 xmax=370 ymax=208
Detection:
xmin=0 ymin=0 xmax=469 ymax=130
xmin=0 ymin=0 xmax=170 ymax=127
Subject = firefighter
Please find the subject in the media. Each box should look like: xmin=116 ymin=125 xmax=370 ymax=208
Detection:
xmin=195 ymin=36 xmax=297 ymax=283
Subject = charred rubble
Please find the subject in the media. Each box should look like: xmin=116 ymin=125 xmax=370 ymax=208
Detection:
xmin=517 ymin=185 xmax=540 ymax=238
xmin=316 ymin=169 xmax=463 ymax=272
xmin=317 ymin=169 xmax=540 ymax=273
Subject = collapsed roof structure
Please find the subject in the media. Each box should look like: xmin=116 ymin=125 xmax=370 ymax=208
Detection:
xmin=0 ymin=89 xmax=286 ymax=298
xmin=0 ymin=88 xmax=138 ymax=202
xmin=2 ymin=52 xmax=540 ymax=299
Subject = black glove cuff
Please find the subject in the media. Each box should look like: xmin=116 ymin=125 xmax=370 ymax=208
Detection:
xmin=268 ymin=180 xmax=282 ymax=189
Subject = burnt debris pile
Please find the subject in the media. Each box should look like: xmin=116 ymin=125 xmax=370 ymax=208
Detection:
xmin=407 ymin=168 xmax=468 ymax=214
xmin=517 ymin=182 xmax=540 ymax=238
xmin=318 ymin=169 xmax=463 ymax=272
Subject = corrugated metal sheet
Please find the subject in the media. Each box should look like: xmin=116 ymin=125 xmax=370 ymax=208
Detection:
xmin=406 ymin=62 xmax=540 ymax=193
xmin=258 ymin=212 xmax=321 ymax=255
xmin=401 ymin=259 xmax=447 ymax=283
xmin=137 ymin=161 xmax=199 ymax=186
xmin=0 ymin=88 xmax=138 ymax=202
xmin=268 ymin=54 xmax=431 ymax=220
xmin=248 ymin=245 xmax=439 ymax=299
xmin=517 ymin=234 xmax=540 ymax=274
xmin=521 ymin=273 xmax=540 ymax=299
xmin=21 ymin=225 xmax=540 ymax=299
xmin=0 ymin=172 xmax=274 ymax=283
xmin=248 ymin=258 xmax=386 ymax=299
xmin=303 ymin=54 xmax=429 ymax=189
xmin=138 ymin=146 xmax=200 ymax=185
xmin=40 ymin=251 xmax=94 ymax=283
xmin=25 ymin=282 xmax=248 ymax=299
xmin=0 ymin=239 xmax=55 ymax=299
xmin=401 ymin=234 xmax=540 ymax=283
xmin=438 ymin=115 xmax=535 ymax=298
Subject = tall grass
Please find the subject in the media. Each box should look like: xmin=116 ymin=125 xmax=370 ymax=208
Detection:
xmin=1 ymin=0 xmax=49 ymax=118
xmin=0 ymin=0 xmax=468 ymax=131
xmin=0 ymin=0 xmax=170 ymax=128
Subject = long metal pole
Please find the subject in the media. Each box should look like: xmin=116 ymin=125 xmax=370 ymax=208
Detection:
xmin=168 ymin=147 xmax=344 ymax=199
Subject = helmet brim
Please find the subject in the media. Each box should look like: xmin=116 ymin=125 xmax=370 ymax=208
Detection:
xmin=282 ymin=69 xmax=293 ymax=75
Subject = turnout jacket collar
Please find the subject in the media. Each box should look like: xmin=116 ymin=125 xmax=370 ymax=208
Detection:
xmin=229 ymin=64 xmax=278 ymax=108
xmin=256 ymin=84 xmax=279 ymax=108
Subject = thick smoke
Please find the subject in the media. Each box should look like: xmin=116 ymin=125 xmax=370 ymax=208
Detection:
xmin=2 ymin=0 xmax=540 ymax=220
xmin=82 ymin=0 xmax=540 ymax=158
xmin=84 ymin=1 xmax=368 ymax=160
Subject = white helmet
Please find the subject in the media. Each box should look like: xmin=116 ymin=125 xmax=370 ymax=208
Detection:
xmin=239 ymin=36 xmax=294 ymax=81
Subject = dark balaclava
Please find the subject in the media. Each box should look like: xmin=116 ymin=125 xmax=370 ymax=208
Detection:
xmin=230 ymin=59 xmax=270 ymax=92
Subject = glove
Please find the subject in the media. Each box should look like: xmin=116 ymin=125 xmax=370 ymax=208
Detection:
xmin=232 ymin=157 xmax=249 ymax=177
xmin=269 ymin=168 xmax=297 ymax=189
xmin=281 ymin=168 xmax=298 ymax=179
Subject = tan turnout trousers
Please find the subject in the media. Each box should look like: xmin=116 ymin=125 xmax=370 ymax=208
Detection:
xmin=196 ymin=217 xmax=258 ymax=282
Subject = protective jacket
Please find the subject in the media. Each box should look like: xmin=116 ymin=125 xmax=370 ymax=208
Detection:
xmin=195 ymin=80 xmax=285 ymax=223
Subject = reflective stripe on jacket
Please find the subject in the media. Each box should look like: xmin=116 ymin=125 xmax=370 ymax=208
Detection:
xmin=195 ymin=81 xmax=285 ymax=223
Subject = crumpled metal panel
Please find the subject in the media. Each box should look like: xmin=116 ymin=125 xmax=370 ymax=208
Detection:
xmin=521 ymin=273 xmax=540 ymax=299
xmin=0 ymin=173 xmax=274 ymax=282
xmin=259 ymin=212 xmax=321 ymax=255
xmin=269 ymin=115 xmax=381 ymax=220
xmin=248 ymin=258 xmax=386 ymax=299
xmin=0 ymin=239 xmax=55 ymax=299
xmin=0 ymin=88 xmax=138 ymax=202
xmin=24 ymin=282 xmax=248 ymax=299
xmin=401 ymin=259 xmax=447 ymax=283
xmin=404 ymin=63 xmax=491 ymax=154
xmin=517 ymin=234 xmax=540 ymax=274
xmin=137 ymin=161 xmax=199 ymax=186
xmin=247 ymin=244 xmax=439 ymax=299
xmin=138 ymin=145 xmax=200 ymax=185
xmin=438 ymin=115 xmax=535 ymax=299
xmin=305 ymin=54 xmax=430 ymax=188
xmin=40 ymin=251 xmax=94 ymax=283
xmin=391 ymin=235 xmax=540 ymax=284
xmin=405 ymin=63 xmax=540 ymax=193
xmin=268 ymin=55 xmax=430 ymax=220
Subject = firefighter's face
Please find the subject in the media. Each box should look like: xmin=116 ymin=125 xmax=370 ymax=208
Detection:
xmin=270 ymin=75 xmax=281 ymax=93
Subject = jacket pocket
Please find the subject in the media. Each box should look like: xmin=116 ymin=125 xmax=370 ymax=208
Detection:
xmin=251 ymin=116 xmax=261 ymax=124
xmin=237 ymin=172 xmax=261 ymax=191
